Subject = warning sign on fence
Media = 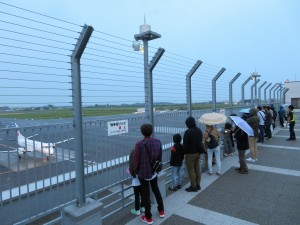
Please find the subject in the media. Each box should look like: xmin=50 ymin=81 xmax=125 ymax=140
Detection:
xmin=107 ymin=120 xmax=128 ymax=136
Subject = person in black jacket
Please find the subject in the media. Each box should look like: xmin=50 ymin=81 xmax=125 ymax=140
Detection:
xmin=183 ymin=116 xmax=204 ymax=192
xmin=168 ymin=133 xmax=184 ymax=191
xmin=233 ymin=114 xmax=249 ymax=174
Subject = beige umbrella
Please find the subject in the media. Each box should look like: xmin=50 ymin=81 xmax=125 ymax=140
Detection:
xmin=199 ymin=112 xmax=227 ymax=125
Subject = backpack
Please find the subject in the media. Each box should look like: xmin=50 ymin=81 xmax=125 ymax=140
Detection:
xmin=206 ymin=129 xmax=219 ymax=149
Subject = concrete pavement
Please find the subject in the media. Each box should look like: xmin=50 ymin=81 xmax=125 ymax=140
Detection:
xmin=104 ymin=112 xmax=300 ymax=225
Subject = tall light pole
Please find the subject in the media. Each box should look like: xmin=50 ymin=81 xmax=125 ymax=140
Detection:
xmin=133 ymin=20 xmax=161 ymax=123
xmin=251 ymin=72 xmax=261 ymax=106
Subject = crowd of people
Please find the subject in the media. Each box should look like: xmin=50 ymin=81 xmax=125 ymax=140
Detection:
xmin=128 ymin=104 xmax=296 ymax=224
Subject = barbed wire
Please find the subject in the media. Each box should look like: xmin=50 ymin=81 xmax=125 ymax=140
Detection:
xmin=0 ymin=1 xmax=272 ymax=107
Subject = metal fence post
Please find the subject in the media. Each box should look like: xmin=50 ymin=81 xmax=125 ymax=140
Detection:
xmin=258 ymin=81 xmax=267 ymax=105
xmin=264 ymin=83 xmax=272 ymax=102
xmin=273 ymin=85 xmax=280 ymax=104
xmin=269 ymin=84 xmax=277 ymax=103
xmin=283 ymin=88 xmax=289 ymax=104
xmin=251 ymin=79 xmax=260 ymax=106
xmin=229 ymin=72 xmax=241 ymax=114
xmin=241 ymin=77 xmax=251 ymax=106
xmin=212 ymin=68 xmax=226 ymax=112
xmin=186 ymin=60 xmax=202 ymax=117
xmin=148 ymin=48 xmax=165 ymax=133
xmin=273 ymin=83 xmax=280 ymax=103
xmin=71 ymin=24 xmax=93 ymax=206
xmin=65 ymin=24 xmax=103 ymax=225
xmin=277 ymin=87 xmax=284 ymax=104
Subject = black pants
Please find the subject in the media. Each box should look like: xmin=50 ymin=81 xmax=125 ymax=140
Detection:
xmin=133 ymin=185 xmax=144 ymax=211
xmin=265 ymin=124 xmax=272 ymax=138
xmin=289 ymin=122 xmax=296 ymax=139
xmin=279 ymin=117 xmax=284 ymax=127
xmin=140 ymin=176 xmax=164 ymax=219
xmin=258 ymin=125 xmax=265 ymax=142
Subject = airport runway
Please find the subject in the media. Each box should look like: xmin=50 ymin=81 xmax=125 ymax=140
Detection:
xmin=0 ymin=113 xmax=188 ymax=192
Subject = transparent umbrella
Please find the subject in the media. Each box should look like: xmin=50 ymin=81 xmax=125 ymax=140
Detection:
xmin=230 ymin=115 xmax=254 ymax=136
xmin=199 ymin=112 xmax=227 ymax=125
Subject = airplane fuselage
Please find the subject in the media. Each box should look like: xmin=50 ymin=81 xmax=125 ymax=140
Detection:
xmin=17 ymin=131 xmax=55 ymax=156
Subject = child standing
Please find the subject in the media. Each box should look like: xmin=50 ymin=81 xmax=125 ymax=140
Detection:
xmin=128 ymin=149 xmax=144 ymax=215
xmin=168 ymin=133 xmax=184 ymax=191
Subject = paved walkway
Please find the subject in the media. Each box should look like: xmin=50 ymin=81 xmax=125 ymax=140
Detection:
xmin=105 ymin=113 xmax=300 ymax=225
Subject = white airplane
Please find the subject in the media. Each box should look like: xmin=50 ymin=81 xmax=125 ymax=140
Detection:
xmin=0 ymin=130 xmax=74 ymax=160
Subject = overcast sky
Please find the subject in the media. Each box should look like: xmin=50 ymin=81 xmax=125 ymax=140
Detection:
xmin=6 ymin=0 xmax=299 ymax=82
xmin=1 ymin=0 xmax=299 ymax=106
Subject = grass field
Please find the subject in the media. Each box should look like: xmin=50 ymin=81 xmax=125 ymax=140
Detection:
xmin=0 ymin=104 xmax=228 ymax=120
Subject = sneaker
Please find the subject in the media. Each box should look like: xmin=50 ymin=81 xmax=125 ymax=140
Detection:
xmin=223 ymin=153 xmax=228 ymax=157
xmin=235 ymin=167 xmax=241 ymax=171
xmin=168 ymin=186 xmax=177 ymax=191
xmin=246 ymin=158 xmax=256 ymax=162
xmin=216 ymin=172 xmax=221 ymax=176
xmin=140 ymin=207 xmax=145 ymax=213
xmin=176 ymin=184 xmax=182 ymax=189
xmin=131 ymin=209 xmax=141 ymax=215
xmin=185 ymin=186 xmax=198 ymax=192
xmin=228 ymin=153 xmax=234 ymax=156
xmin=196 ymin=184 xmax=201 ymax=190
xmin=141 ymin=215 xmax=153 ymax=224
xmin=208 ymin=172 xmax=213 ymax=176
xmin=159 ymin=211 xmax=165 ymax=218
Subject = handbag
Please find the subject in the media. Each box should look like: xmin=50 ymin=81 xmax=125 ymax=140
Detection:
xmin=143 ymin=140 xmax=162 ymax=173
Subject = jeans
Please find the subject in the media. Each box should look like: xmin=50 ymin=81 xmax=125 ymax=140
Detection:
xmin=185 ymin=153 xmax=201 ymax=188
xmin=207 ymin=146 xmax=221 ymax=174
xmin=171 ymin=166 xmax=181 ymax=187
xmin=140 ymin=176 xmax=164 ymax=219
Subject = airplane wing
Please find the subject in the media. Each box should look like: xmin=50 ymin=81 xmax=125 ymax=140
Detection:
xmin=54 ymin=137 xmax=74 ymax=145
xmin=27 ymin=134 xmax=39 ymax=139
xmin=0 ymin=143 xmax=18 ymax=153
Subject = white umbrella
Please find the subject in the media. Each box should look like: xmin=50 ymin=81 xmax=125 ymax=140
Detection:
xmin=230 ymin=116 xmax=254 ymax=136
xmin=199 ymin=112 xmax=227 ymax=125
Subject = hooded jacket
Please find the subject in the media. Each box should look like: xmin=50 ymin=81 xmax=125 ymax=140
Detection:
xmin=246 ymin=108 xmax=259 ymax=138
xmin=183 ymin=117 xmax=204 ymax=154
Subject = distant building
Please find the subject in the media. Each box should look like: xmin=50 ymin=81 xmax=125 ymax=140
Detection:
xmin=284 ymin=80 xmax=300 ymax=108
